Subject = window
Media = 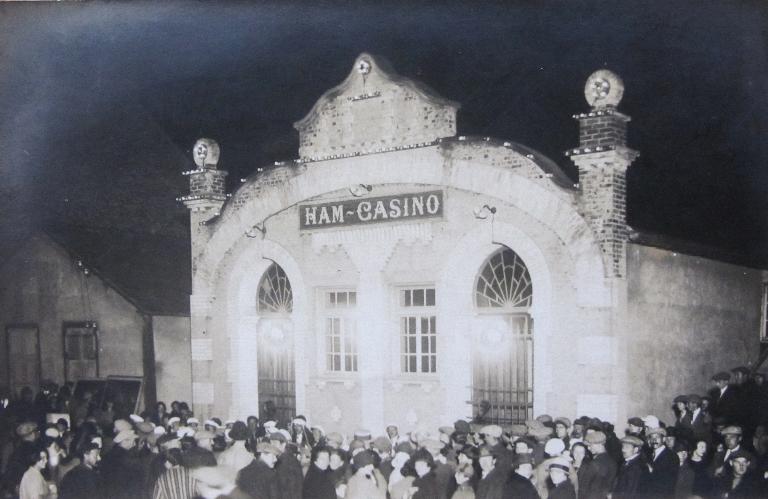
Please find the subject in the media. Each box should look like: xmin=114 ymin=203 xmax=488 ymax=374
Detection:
xmin=63 ymin=322 xmax=99 ymax=381
xmin=399 ymin=287 xmax=437 ymax=374
xmin=475 ymin=248 xmax=533 ymax=310
xmin=761 ymin=282 xmax=768 ymax=342
xmin=324 ymin=291 xmax=358 ymax=372
xmin=258 ymin=263 xmax=293 ymax=314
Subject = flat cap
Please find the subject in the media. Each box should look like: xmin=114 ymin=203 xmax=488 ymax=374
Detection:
xmin=422 ymin=439 xmax=444 ymax=454
xmin=372 ymin=436 xmax=392 ymax=453
xmin=454 ymin=420 xmax=471 ymax=434
xmin=721 ymin=426 xmax=742 ymax=436
xmin=627 ymin=417 xmax=644 ymax=427
xmin=509 ymin=424 xmax=528 ymax=437
xmin=544 ymin=438 xmax=565 ymax=456
xmin=687 ymin=394 xmax=701 ymax=404
xmin=480 ymin=425 xmax=503 ymax=438
xmin=554 ymin=417 xmax=571 ymax=428
xmin=673 ymin=395 xmax=688 ymax=404
xmin=194 ymin=430 xmax=215 ymax=441
xmin=727 ymin=449 xmax=753 ymax=462
xmin=394 ymin=441 xmax=415 ymax=455
xmin=536 ymin=414 xmax=553 ymax=424
xmin=167 ymin=416 xmax=181 ymax=425
xmin=114 ymin=419 xmax=132 ymax=433
xmin=256 ymin=442 xmax=281 ymax=455
xmin=114 ymin=429 xmax=137 ymax=444
xmin=620 ymin=435 xmax=644 ymax=447
xmin=16 ymin=422 xmax=38 ymax=437
xmin=352 ymin=450 xmax=375 ymax=467
xmin=548 ymin=456 xmax=571 ymax=473
xmin=136 ymin=421 xmax=155 ymax=435
xmin=642 ymin=415 xmax=660 ymax=429
xmin=326 ymin=432 xmax=343 ymax=445
xmin=712 ymin=371 xmax=731 ymax=381
xmin=438 ymin=426 xmax=455 ymax=436
xmin=353 ymin=429 xmax=372 ymax=440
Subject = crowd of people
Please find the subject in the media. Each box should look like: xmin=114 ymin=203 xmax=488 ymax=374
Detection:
xmin=1 ymin=366 xmax=768 ymax=499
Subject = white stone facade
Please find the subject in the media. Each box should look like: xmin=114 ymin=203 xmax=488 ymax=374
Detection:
xmin=183 ymin=54 xmax=763 ymax=433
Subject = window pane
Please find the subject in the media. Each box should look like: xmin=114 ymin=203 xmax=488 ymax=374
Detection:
xmin=338 ymin=292 xmax=347 ymax=306
xmin=413 ymin=289 xmax=424 ymax=306
xmin=430 ymin=316 xmax=436 ymax=334
xmin=65 ymin=335 xmax=81 ymax=360
xmin=349 ymin=292 xmax=356 ymax=305
xmin=426 ymin=288 xmax=435 ymax=306
xmin=408 ymin=317 xmax=416 ymax=332
xmin=83 ymin=334 xmax=96 ymax=359
xmin=409 ymin=356 xmax=417 ymax=373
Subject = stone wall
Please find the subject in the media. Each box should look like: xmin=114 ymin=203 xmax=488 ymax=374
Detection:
xmin=626 ymin=243 xmax=763 ymax=423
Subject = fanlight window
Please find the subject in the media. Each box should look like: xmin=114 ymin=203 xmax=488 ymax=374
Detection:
xmin=475 ymin=248 xmax=532 ymax=309
xmin=258 ymin=263 xmax=293 ymax=314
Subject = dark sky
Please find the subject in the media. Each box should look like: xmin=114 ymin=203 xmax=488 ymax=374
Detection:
xmin=1 ymin=1 xmax=766 ymax=265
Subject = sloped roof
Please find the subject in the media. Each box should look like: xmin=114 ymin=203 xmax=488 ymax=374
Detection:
xmin=44 ymin=224 xmax=190 ymax=316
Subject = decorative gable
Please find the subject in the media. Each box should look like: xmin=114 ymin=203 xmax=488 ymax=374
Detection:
xmin=294 ymin=53 xmax=459 ymax=160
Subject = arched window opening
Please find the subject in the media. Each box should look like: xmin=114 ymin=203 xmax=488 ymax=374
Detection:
xmin=257 ymin=263 xmax=293 ymax=314
xmin=475 ymin=248 xmax=532 ymax=310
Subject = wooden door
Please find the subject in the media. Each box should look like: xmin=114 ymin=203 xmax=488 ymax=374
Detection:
xmin=6 ymin=325 xmax=41 ymax=397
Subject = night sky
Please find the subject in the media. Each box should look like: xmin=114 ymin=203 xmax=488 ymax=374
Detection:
xmin=1 ymin=1 xmax=766 ymax=266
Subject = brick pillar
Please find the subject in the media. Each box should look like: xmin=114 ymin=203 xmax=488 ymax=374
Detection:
xmin=178 ymin=138 xmax=228 ymax=416
xmin=567 ymin=71 xmax=638 ymax=278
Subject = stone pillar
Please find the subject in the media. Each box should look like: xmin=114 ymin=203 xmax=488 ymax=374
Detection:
xmin=567 ymin=70 xmax=638 ymax=279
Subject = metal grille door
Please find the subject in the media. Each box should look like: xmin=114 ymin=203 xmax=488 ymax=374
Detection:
xmin=472 ymin=315 xmax=533 ymax=424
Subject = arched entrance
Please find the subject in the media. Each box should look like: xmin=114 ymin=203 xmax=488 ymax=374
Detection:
xmin=256 ymin=262 xmax=295 ymax=426
xmin=472 ymin=247 xmax=534 ymax=424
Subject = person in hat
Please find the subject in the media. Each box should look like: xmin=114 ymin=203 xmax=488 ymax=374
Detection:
xmin=553 ymin=418 xmax=571 ymax=450
xmin=409 ymin=448 xmax=440 ymax=499
xmin=533 ymin=438 xmax=566 ymax=498
xmin=680 ymin=394 xmax=712 ymax=444
xmin=475 ymin=446 xmax=508 ymax=499
xmin=217 ymin=421 xmax=252 ymax=471
xmin=642 ymin=427 xmax=678 ymax=498
xmin=501 ymin=454 xmax=539 ymax=499
xmin=421 ymin=438 xmax=456 ymax=499
xmin=547 ymin=456 xmax=576 ymax=499
xmin=302 ymin=446 xmax=336 ymax=499
xmin=713 ymin=448 xmax=759 ymax=498
xmin=4 ymin=421 xmax=41 ymax=494
xmin=672 ymin=395 xmax=689 ymax=427
xmin=673 ymin=440 xmax=695 ymax=499
xmin=185 ymin=429 xmax=218 ymax=468
xmin=269 ymin=430 xmax=303 ymax=499
xmin=577 ymin=431 xmax=617 ymax=499
xmin=710 ymin=371 xmax=740 ymax=425
xmin=237 ymin=442 xmax=280 ymax=499
xmin=344 ymin=450 xmax=387 ymax=499
xmin=480 ymin=425 xmax=513 ymax=473
xmin=388 ymin=443 xmax=416 ymax=499
xmin=100 ymin=428 xmax=145 ymax=499
xmin=611 ymin=435 xmax=647 ymax=499
xmin=371 ymin=436 xmax=394 ymax=481
xmin=59 ymin=441 xmax=102 ymax=499
xmin=711 ymin=425 xmax=744 ymax=479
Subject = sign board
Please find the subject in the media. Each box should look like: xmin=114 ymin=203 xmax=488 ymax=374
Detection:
xmin=299 ymin=190 xmax=443 ymax=230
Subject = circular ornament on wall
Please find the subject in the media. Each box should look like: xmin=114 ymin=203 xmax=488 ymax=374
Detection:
xmin=584 ymin=69 xmax=624 ymax=108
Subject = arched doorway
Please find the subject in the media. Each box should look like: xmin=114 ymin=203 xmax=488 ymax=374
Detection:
xmin=256 ymin=262 xmax=295 ymax=426
xmin=472 ymin=247 xmax=534 ymax=424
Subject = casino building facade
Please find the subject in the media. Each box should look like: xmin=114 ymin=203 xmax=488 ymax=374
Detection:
xmin=181 ymin=54 xmax=766 ymax=433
